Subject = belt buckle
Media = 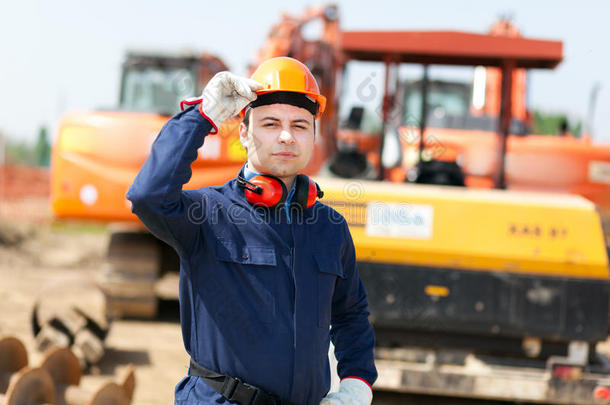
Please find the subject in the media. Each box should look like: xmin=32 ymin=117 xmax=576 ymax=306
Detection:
xmin=227 ymin=377 xmax=260 ymax=405
xmin=223 ymin=376 xmax=241 ymax=399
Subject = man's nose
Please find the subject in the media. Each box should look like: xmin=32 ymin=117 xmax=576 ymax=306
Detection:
xmin=278 ymin=128 xmax=295 ymax=144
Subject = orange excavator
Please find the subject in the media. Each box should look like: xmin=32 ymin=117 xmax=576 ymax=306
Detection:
xmin=385 ymin=20 xmax=610 ymax=223
xmin=51 ymin=51 xmax=244 ymax=317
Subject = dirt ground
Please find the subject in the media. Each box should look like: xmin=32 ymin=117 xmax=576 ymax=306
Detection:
xmin=0 ymin=166 xmax=184 ymax=403
xmin=0 ymin=220 xmax=188 ymax=404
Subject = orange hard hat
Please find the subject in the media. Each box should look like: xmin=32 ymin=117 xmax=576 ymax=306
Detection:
xmin=242 ymin=56 xmax=326 ymax=119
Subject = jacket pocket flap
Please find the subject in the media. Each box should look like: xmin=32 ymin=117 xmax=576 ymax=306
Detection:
xmin=314 ymin=254 xmax=345 ymax=278
xmin=215 ymin=240 xmax=277 ymax=266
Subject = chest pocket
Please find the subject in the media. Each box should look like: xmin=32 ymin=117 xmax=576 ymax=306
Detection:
xmin=215 ymin=240 xmax=277 ymax=266
xmin=315 ymin=254 xmax=345 ymax=328
xmin=214 ymin=239 xmax=277 ymax=323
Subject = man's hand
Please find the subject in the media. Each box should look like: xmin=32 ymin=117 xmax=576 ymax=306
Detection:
xmin=320 ymin=378 xmax=372 ymax=405
xmin=195 ymin=71 xmax=263 ymax=127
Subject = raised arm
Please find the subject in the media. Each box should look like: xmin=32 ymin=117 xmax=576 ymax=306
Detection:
xmin=126 ymin=71 xmax=263 ymax=257
xmin=126 ymin=106 xmax=212 ymax=257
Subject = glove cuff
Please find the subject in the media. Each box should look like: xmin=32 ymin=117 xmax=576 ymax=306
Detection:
xmin=340 ymin=377 xmax=373 ymax=404
xmin=179 ymin=98 xmax=219 ymax=134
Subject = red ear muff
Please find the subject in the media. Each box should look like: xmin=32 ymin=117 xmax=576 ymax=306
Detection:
xmin=238 ymin=174 xmax=286 ymax=207
xmin=293 ymin=174 xmax=324 ymax=210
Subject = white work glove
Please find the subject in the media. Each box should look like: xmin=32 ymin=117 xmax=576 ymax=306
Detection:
xmin=180 ymin=71 xmax=263 ymax=133
xmin=320 ymin=378 xmax=373 ymax=405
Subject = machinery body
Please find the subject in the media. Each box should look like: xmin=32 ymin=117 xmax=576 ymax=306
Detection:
xmin=319 ymin=178 xmax=609 ymax=344
xmin=320 ymin=178 xmax=610 ymax=404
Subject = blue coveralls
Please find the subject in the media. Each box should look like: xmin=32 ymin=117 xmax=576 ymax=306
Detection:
xmin=126 ymin=105 xmax=377 ymax=405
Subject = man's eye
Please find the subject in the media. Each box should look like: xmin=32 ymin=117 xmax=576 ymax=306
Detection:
xmin=294 ymin=126 xmax=306 ymax=130
xmin=264 ymin=123 xmax=277 ymax=127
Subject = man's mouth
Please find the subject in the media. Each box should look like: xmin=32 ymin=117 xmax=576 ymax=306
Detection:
xmin=273 ymin=152 xmax=297 ymax=158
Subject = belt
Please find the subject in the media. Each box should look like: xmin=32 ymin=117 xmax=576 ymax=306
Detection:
xmin=188 ymin=358 xmax=297 ymax=405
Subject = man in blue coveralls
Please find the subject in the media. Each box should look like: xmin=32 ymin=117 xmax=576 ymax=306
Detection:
xmin=126 ymin=56 xmax=377 ymax=405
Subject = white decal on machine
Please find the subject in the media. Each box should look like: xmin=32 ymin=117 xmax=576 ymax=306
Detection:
xmin=589 ymin=161 xmax=610 ymax=184
xmin=365 ymin=202 xmax=433 ymax=239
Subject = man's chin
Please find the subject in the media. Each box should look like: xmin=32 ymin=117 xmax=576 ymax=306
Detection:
xmin=265 ymin=164 xmax=301 ymax=178
xmin=249 ymin=159 xmax=306 ymax=178
xmin=271 ymin=169 xmax=299 ymax=178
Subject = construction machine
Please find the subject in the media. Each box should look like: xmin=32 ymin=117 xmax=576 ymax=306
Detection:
xmin=331 ymin=20 xmax=610 ymax=237
xmin=51 ymin=5 xmax=610 ymax=403
xmin=51 ymin=50 xmax=244 ymax=317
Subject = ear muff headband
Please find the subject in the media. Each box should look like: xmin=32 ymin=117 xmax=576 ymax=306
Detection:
xmin=293 ymin=175 xmax=310 ymax=210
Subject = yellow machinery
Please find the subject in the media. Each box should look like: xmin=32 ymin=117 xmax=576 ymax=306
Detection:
xmin=322 ymin=179 xmax=608 ymax=281
xmin=320 ymin=179 xmax=610 ymax=403
xmin=321 ymin=179 xmax=608 ymax=340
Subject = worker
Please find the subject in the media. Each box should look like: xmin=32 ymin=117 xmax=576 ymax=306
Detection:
xmin=126 ymin=56 xmax=377 ymax=405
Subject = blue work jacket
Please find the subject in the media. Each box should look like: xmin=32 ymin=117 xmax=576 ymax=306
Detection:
xmin=126 ymin=106 xmax=377 ymax=405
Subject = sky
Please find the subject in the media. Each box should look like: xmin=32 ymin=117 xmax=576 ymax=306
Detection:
xmin=1 ymin=0 xmax=608 ymax=143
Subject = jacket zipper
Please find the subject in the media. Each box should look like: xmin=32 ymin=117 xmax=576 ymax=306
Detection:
xmin=290 ymin=246 xmax=296 ymax=348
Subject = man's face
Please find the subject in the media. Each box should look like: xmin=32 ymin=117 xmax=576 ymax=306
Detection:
xmin=239 ymin=103 xmax=315 ymax=179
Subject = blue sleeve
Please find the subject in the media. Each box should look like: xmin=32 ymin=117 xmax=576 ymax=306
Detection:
xmin=329 ymin=220 xmax=378 ymax=387
xmin=126 ymin=106 xmax=213 ymax=257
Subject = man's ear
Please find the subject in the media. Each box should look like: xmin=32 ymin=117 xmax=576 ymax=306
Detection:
xmin=239 ymin=122 xmax=248 ymax=150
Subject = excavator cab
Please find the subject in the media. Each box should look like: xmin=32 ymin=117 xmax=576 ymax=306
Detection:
xmin=119 ymin=53 xmax=199 ymax=116
xmin=118 ymin=52 xmax=228 ymax=116
xmin=399 ymin=77 xmax=530 ymax=136
xmin=330 ymin=29 xmax=562 ymax=190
